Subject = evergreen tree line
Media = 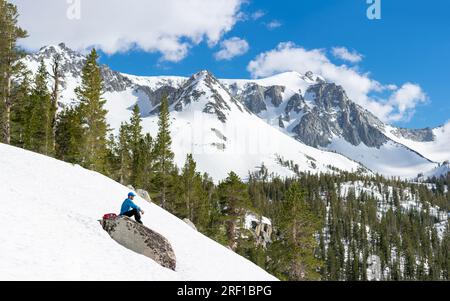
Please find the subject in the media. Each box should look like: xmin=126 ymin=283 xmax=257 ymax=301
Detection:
xmin=244 ymin=172 xmax=449 ymax=280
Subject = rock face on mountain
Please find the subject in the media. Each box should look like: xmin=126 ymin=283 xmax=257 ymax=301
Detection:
xmin=391 ymin=127 xmax=435 ymax=142
xmin=101 ymin=216 xmax=176 ymax=270
xmin=264 ymin=85 xmax=285 ymax=107
xmin=233 ymin=80 xmax=389 ymax=148
xmin=148 ymin=85 xmax=179 ymax=108
xmin=285 ymin=93 xmax=306 ymax=116
xmin=292 ymin=83 xmax=388 ymax=148
xmin=237 ymin=84 xmax=267 ymax=114
xmin=231 ymin=83 xmax=289 ymax=114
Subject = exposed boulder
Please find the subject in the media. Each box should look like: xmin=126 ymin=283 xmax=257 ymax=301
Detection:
xmin=101 ymin=216 xmax=176 ymax=270
xmin=136 ymin=189 xmax=152 ymax=203
xmin=244 ymin=213 xmax=273 ymax=249
xmin=183 ymin=218 xmax=198 ymax=231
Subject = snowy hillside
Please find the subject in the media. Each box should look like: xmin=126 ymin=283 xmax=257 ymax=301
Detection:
xmin=0 ymin=143 xmax=277 ymax=281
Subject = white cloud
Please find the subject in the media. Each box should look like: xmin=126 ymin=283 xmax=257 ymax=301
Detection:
xmin=386 ymin=83 xmax=427 ymax=122
xmin=251 ymin=10 xmax=266 ymax=20
xmin=266 ymin=20 xmax=282 ymax=30
xmin=332 ymin=47 xmax=363 ymax=63
xmin=11 ymin=0 xmax=244 ymax=62
xmin=214 ymin=37 xmax=249 ymax=61
xmin=247 ymin=42 xmax=427 ymax=123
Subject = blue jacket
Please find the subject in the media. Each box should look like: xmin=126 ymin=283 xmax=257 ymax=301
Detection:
xmin=120 ymin=198 xmax=141 ymax=215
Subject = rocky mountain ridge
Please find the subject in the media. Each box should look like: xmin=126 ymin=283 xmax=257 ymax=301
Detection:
xmin=19 ymin=44 xmax=449 ymax=179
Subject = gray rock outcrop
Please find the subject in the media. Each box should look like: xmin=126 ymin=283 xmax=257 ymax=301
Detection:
xmin=101 ymin=216 xmax=176 ymax=270
xmin=264 ymin=85 xmax=285 ymax=107
xmin=183 ymin=218 xmax=198 ymax=231
xmin=392 ymin=127 xmax=435 ymax=142
xmin=285 ymin=92 xmax=306 ymax=116
xmin=253 ymin=222 xmax=272 ymax=249
xmin=136 ymin=189 xmax=152 ymax=203
xmin=293 ymin=83 xmax=388 ymax=148
xmin=246 ymin=215 xmax=273 ymax=249
xmin=239 ymin=83 xmax=267 ymax=114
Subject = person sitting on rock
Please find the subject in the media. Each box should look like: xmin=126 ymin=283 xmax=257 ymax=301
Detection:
xmin=120 ymin=192 xmax=144 ymax=224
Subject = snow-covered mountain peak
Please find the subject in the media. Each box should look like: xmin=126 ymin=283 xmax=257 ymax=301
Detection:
xmin=303 ymin=70 xmax=326 ymax=83
xmin=192 ymin=69 xmax=213 ymax=79
xmin=172 ymin=69 xmax=248 ymax=122
xmin=23 ymin=43 xmax=133 ymax=97
xmin=35 ymin=42 xmax=84 ymax=61
xmin=24 ymin=42 xmax=85 ymax=77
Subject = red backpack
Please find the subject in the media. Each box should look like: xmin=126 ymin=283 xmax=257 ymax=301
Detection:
xmin=103 ymin=213 xmax=118 ymax=220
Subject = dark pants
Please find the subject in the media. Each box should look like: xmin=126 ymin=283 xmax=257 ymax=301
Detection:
xmin=122 ymin=209 xmax=142 ymax=224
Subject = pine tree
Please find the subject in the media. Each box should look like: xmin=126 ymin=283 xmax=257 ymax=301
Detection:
xmin=105 ymin=133 xmax=120 ymax=180
xmin=75 ymin=49 xmax=109 ymax=172
xmin=0 ymin=0 xmax=27 ymax=144
xmin=152 ymin=95 xmax=174 ymax=209
xmin=217 ymin=171 xmax=250 ymax=250
xmin=55 ymin=105 xmax=84 ymax=164
xmin=133 ymin=133 xmax=153 ymax=190
xmin=10 ymin=68 xmax=31 ymax=147
xmin=25 ymin=60 xmax=53 ymax=155
xmin=271 ymin=183 xmax=323 ymax=280
xmin=129 ymin=104 xmax=145 ymax=187
xmin=137 ymin=133 xmax=153 ymax=189
xmin=177 ymin=154 xmax=207 ymax=222
xmin=115 ymin=122 xmax=131 ymax=184
xmin=197 ymin=173 xmax=218 ymax=235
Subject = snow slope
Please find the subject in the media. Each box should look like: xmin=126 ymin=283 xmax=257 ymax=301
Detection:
xmin=326 ymin=138 xmax=437 ymax=178
xmin=0 ymin=143 xmax=277 ymax=281
xmin=384 ymin=123 xmax=450 ymax=163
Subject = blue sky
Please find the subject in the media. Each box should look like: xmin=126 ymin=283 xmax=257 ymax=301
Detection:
xmin=96 ymin=0 xmax=450 ymax=129
xmin=14 ymin=0 xmax=449 ymax=129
